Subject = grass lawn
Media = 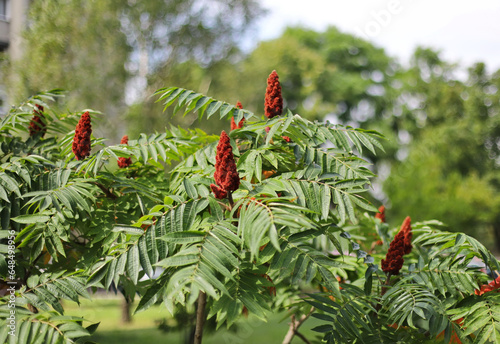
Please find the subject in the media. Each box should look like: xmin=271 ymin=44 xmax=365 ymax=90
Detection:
xmin=64 ymin=295 xmax=323 ymax=344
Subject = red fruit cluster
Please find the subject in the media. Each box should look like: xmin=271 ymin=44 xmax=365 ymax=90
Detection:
xmin=475 ymin=275 xmax=500 ymax=296
xmin=381 ymin=216 xmax=412 ymax=275
xmin=401 ymin=216 xmax=412 ymax=255
xmin=72 ymin=111 xmax=92 ymax=161
xmin=264 ymin=70 xmax=283 ymax=119
xmin=281 ymin=136 xmax=291 ymax=143
xmin=117 ymin=135 xmax=132 ymax=168
xmin=230 ymin=101 xmax=245 ymax=131
xmin=375 ymin=205 xmax=386 ymax=222
xmin=29 ymin=105 xmax=46 ymax=137
xmin=210 ymin=131 xmax=240 ymax=199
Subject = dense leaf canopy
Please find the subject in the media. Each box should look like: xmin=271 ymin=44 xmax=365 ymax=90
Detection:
xmin=0 ymin=80 xmax=499 ymax=343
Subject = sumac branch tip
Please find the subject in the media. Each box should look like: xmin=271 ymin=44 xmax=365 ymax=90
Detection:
xmin=211 ymin=131 xmax=240 ymax=199
xmin=264 ymin=70 xmax=283 ymax=119
xmin=72 ymin=111 xmax=92 ymax=161
xmin=118 ymin=135 xmax=132 ymax=168
xmin=375 ymin=205 xmax=386 ymax=222
xmin=230 ymin=101 xmax=245 ymax=131
xmin=29 ymin=105 xmax=46 ymax=137
xmin=381 ymin=216 xmax=412 ymax=275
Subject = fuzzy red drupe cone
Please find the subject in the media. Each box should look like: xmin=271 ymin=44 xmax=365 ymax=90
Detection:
xmin=210 ymin=131 xmax=240 ymax=199
xmin=210 ymin=185 xmax=228 ymax=199
xmin=375 ymin=205 xmax=386 ymax=222
xmin=381 ymin=216 xmax=412 ymax=275
xmin=29 ymin=105 xmax=47 ymax=137
xmin=381 ymin=230 xmax=405 ymax=275
xmin=72 ymin=111 xmax=92 ymax=161
xmin=117 ymin=135 xmax=132 ymax=168
xmin=230 ymin=101 xmax=245 ymax=131
xmin=264 ymin=70 xmax=283 ymax=119
xmin=401 ymin=216 xmax=412 ymax=254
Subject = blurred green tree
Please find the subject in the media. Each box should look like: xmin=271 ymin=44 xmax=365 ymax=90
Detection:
xmin=384 ymin=51 xmax=500 ymax=250
xmin=6 ymin=0 xmax=130 ymax=137
xmin=4 ymin=0 xmax=263 ymax=139
xmin=236 ymin=26 xmax=399 ymax=124
xmin=126 ymin=58 xmax=242 ymax=137
xmin=133 ymin=26 xmax=400 ymax=140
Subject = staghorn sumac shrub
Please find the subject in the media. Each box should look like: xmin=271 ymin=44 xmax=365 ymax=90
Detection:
xmin=0 ymin=73 xmax=499 ymax=344
xmin=28 ymin=105 xmax=46 ymax=138
xmin=210 ymin=130 xmax=240 ymax=201
xmin=230 ymin=101 xmax=245 ymax=130
xmin=264 ymin=70 xmax=283 ymax=119
xmin=72 ymin=111 xmax=92 ymax=160
xmin=117 ymin=135 xmax=132 ymax=168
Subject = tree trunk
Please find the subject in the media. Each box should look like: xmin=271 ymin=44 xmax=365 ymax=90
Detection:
xmin=121 ymin=296 xmax=132 ymax=323
xmin=193 ymin=292 xmax=207 ymax=344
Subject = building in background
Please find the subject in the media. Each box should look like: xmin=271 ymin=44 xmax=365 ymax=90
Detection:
xmin=0 ymin=0 xmax=30 ymax=113
xmin=0 ymin=0 xmax=10 ymax=51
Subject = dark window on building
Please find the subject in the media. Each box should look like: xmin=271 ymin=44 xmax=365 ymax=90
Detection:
xmin=0 ymin=0 xmax=7 ymax=21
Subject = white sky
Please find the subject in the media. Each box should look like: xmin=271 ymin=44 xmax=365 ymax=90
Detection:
xmin=254 ymin=0 xmax=500 ymax=72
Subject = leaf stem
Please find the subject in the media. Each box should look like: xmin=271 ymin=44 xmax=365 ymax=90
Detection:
xmin=227 ymin=191 xmax=234 ymax=210
xmin=382 ymin=272 xmax=392 ymax=294
xmin=193 ymin=291 xmax=207 ymax=344
xmin=93 ymin=182 xmax=117 ymax=199
xmin=282 ymin=307 xmax=314 ymax=344
xmin=376 ymin=273 xmax=392 ymax=313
